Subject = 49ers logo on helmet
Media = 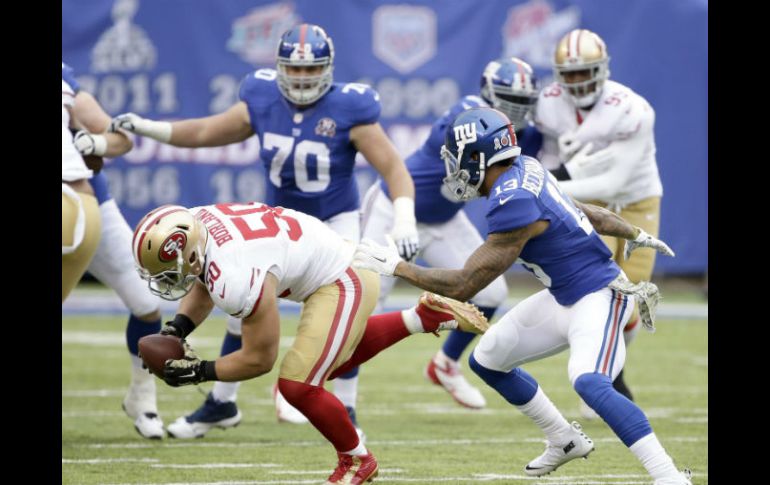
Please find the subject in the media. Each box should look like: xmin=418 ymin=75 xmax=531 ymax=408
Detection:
xmin=159 ymin=231 xmax=187 ymax=262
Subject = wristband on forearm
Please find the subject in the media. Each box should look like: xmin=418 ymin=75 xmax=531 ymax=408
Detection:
xmin=392 ymin=196 xmax=416 ymax=225
xmin=201 ymin=360 xmax=218 ymax=381
xmin=170 ymin=314 xmax=196 ymax=339
xmin=139 ymin=119 xmax=173 ymax=143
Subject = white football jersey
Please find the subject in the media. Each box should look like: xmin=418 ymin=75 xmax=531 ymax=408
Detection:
xmin=61 ymin=78 xmax=91 ymax=181
xmin=535 ymin=80 xmax=662 ymax=205
xmin=191 ymin=202 xmax=354 ymax=319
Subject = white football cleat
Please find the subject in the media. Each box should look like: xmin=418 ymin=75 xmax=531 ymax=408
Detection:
xmin=654 ymin=469 xmax=693 ymax=485
xmin=425 ymin=353 xmax=486 ymax=409
xmin=123 ymin=368 xmax=164 ymax=439
xmin=524 ymin=421 xmax=595 ymax=476
xmin=273 ymin=384 xmax=309 ymax=424
xmin=166 ymin=392 xmax=242 ymax=439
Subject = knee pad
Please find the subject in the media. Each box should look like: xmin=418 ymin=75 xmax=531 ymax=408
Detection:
xmin=472 ymin=321 xmax=520 ymax=372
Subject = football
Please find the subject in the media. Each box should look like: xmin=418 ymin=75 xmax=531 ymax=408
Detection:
xmin=138 ymin=334 xmax=185 ymax=379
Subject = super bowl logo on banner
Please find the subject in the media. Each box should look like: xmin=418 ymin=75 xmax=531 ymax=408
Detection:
xmin=91 ymin=0 xmax=156 ymax=72
xmin=372 ymin=5 xmax=437 ymax=74
xmin=500 ymin=0 xmax=580 ymax=70
xmin=227 ymin=3 xmax=300 ymax=65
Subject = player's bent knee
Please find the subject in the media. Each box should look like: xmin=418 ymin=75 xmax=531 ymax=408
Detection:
xmin=471 ymin=322 xmax=519 ymax=372
xmin=573 ymin=372 xmax=613 ymax=404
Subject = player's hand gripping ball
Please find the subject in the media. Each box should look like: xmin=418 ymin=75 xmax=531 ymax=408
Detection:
xmin=138 ymin=334 xmax=185 ymax=378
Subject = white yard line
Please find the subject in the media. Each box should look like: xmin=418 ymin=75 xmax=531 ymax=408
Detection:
xmin=82 ymin=435 xmax=707 ymax=449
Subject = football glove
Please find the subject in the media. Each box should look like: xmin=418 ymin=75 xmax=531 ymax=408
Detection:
xmin=353 ymin=236 xmax=402 ymax=277
xmin=73 ymin=130 xmax=107 ymax=157
xmin=624 ymin=228 xmax=675 ymax=260
xmin=111 ymin=112 xmax=172 ymax=143
xmin=389 ymin=197 xmax=420 ymax=261
xmin=163 ymin=340 xmax=212 ymax=387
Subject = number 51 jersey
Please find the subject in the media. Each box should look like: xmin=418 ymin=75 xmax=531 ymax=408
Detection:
xmin=239 ymin=69 xmax=381 ymax=221
xmin=191 ymin=202 xmax=355 ymax=319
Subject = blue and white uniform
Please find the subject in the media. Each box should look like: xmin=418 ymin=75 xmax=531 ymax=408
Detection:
xmin=472 ymin=156 xmax=631 ymax=384
xmin=362 ymin=95 xmax=541 ymax=310
xmin=240 ymin=69 xmax=379 ymax=239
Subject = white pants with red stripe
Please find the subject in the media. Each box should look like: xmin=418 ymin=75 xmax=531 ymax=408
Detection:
xmin=473 ymin=287 xmax=633 ymax=385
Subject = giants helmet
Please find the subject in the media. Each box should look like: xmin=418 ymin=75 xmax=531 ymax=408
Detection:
xmin=440 ymin=107 xmax=521 ymax=201
xmin=480 ymin=57 xmax=539 ymax=131
xmin=276 ymin=23 xmax=335 ymax=106
xmin=553 ymin=29 xmax=610 ymax=108
xmin=132 ymin=205 xmax=208 ymax=300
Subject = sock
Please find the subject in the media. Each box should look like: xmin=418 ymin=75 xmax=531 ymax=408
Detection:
xmin=515 ymin=387 xmax=573 ymax=443
xmin=574 ymin=373 xmax=651 ymax=446
xmin=211 ymin=332 xmax=243 ymax=403
xmin=328 ymin=311 xmax=410 ymax=379
xmin=278 ymin=378 xmax=360 ymax=453
xmin=469 ymin=352 xmax=538 ymax=405
xmin=440 ymin=305 xmax=494 ymax=360
xmin=342 ymin=441 xmax=368 ymax=457
xmin=125 ymin=314 xmax=161 ymax=356
xmin=629 ymin=433 xmax=681 ymax=480
xmin=441 ymin=330 xmax=476 ymax=361
xmin=333 ymin=373 xmax=359 ymax=409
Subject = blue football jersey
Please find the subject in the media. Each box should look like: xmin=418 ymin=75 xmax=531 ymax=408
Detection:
xmin=486 ymin=155 xmax=619 ymax=305
xmin=62 ymin=62 xmax=80 ymax=92
xmin=239 ymin=69 xmax=380 ymax=221
xmin=382 ymin=95 xmax=543 ymax=224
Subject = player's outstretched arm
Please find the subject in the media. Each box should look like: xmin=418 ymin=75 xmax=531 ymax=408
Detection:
xmin=576 ymin=201 xmax=674 ymax=259
xmin=112 ymin=102 xmax=254 ymax=148
xmin=352 ymin=122 xmax=420 ymax=261
xmin=71 ymin=91 xmax=133 ymax=157
xmin=355 ymin=221 xmax=547 ymax=301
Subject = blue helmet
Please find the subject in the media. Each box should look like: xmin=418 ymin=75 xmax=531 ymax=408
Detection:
xmin=479 ymin=57 xmax=539 ymax=131
xmin=440 ymin=107 xmax=521 ymax=201
xmin=276 ymin=24 xmax=335 ymax=105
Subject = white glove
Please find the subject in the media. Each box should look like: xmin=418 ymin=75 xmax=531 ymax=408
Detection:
xmin=111 ymin=112 xmax=172 ymax=143
xmin=73 ymin=130 xmax=107 ymax=156
xmin=624 ymin=228 xmax=675 ymax=260
xmin=389 ymin=197 xmax=420 ymax=262
xmin=352 ymin=236 xmax=402 ymax=276
xmin=564 ymin=142 xmax=614 ymax=179
xmin=558 ymin=131 xmax=583 ymax=160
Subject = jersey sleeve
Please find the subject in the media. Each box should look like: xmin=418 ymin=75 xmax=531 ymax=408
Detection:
xmin=61 ymin=62 xmax=80 ymax=93
xmin=216 ymin=265 xmax=267 ymax=320
xmin=486 ymin=189 xmax=544 ymax=234
xmin=610 ymin=96 xmax=654 ymax=141
xmin=337 ymin=83 xmax=381 ymax=125
xmin=238 ymin=69 xmax=279 ymax=108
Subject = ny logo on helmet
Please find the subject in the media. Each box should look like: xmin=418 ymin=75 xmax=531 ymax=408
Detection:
xmin=453 ymin=123 xmax=477 ymax=146
xmin=159 ymin=231 xmax=188 ymax=262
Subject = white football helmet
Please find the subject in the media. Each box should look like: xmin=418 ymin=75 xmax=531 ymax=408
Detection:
xmin=553 ymin=29 xmax=610 ymax=108
xmin=132 ymin=205 xmax=208 ymax=300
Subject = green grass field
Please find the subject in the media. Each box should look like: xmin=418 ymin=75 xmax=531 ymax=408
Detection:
xmin=62 ymin=291 xmax=707 ymax=485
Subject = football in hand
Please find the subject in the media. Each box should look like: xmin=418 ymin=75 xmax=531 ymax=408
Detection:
xmin=138 ymin=334 xmax=185 ymax=379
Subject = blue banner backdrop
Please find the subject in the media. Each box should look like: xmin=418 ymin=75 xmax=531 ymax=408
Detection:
xmin=62 ymin=0 xmax=707 ymax=274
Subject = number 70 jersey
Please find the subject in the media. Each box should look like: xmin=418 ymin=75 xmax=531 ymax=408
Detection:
xmin=190 ymin=202 xmax=355 ymax=319
xmin=239 ymin=69 xmax=381 ymax=221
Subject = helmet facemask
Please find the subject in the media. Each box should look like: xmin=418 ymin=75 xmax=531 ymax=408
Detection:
xmin=276 ymin=24 xmax=335 ymax=106
xmin=554 ymin=61 xmax=609 ymax=108
xmin=441 ymin=145 xmax=485 ymax=202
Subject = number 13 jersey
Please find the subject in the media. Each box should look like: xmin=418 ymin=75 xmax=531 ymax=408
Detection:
xmin=239 ymin=69 xmax=381 ymax=221
xmin=191 ymin=202 xmax=355 ymax=319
